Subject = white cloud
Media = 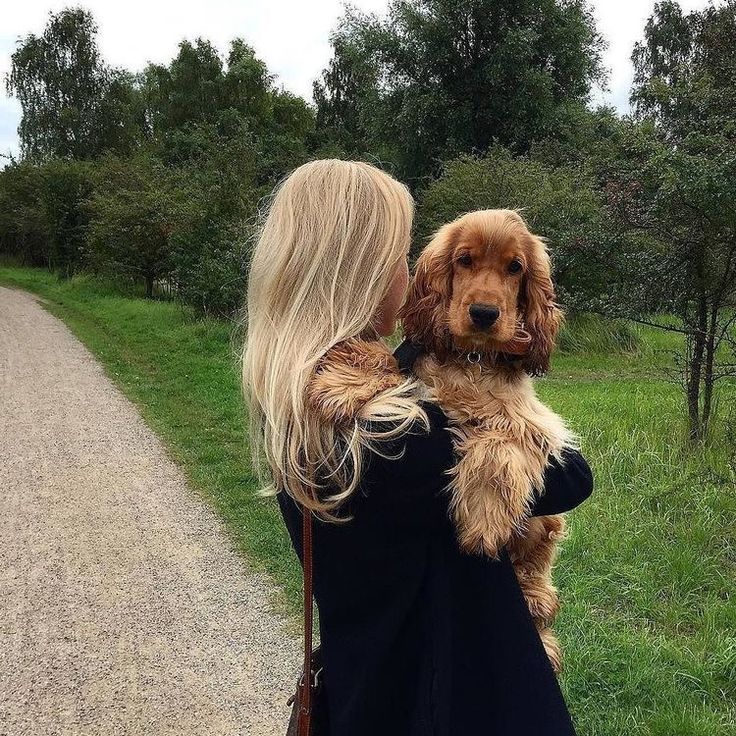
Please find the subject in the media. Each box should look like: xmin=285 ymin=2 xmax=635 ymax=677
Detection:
xmin=0 ymin=0 xmax=715 ymax=159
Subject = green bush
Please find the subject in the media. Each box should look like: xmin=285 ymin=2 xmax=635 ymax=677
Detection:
xmin=0 ymin=158 xmax=93 ymax=276
xmin=415 ymin=148 xmax=611 ymax=312
xmin=85 ymin=153 xmax=195 ymax=297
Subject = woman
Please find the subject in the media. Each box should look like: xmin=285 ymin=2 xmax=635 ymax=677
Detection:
xmin=243 ymin=159 xmax=593 ymax=735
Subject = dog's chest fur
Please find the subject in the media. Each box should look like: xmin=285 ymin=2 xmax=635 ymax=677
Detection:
xmin=414 ymin=354 xmax=575 ymax=495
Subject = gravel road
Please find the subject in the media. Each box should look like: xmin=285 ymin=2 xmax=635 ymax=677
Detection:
xmin=0 ymin=286 xmax=300 ymax=735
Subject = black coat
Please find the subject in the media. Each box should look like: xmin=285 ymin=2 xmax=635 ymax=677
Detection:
xmin=278 ymin=361 xmax=594 ymax=736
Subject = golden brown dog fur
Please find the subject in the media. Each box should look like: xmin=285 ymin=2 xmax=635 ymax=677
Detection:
xmin=306 ymin=337 xmax=405 ymax=424
xmin=400 ymin=209 xmax=576 ymax=672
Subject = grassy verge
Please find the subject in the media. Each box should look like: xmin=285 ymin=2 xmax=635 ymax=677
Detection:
xmin=1 ymin=265 xmax=734 ymax=736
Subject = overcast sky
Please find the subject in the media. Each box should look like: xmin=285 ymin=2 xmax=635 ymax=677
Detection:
xmin=0 ymin=0 xmax=712 ymax=159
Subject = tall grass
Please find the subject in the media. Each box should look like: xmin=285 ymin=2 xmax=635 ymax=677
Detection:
xmin=559 ymin=313 xmax=642 ymax=355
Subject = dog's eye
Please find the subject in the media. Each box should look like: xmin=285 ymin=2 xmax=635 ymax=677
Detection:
xmin=457 ymin=253 xmax=472 ymax=267
xmin=508 ymin=259 xmax=523 ymax=274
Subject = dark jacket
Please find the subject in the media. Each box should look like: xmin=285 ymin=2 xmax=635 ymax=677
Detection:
xmin=278 ymin=370 xmax=593 ymax=735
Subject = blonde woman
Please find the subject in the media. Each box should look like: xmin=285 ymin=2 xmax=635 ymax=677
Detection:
xmin=242 ymin=160 xmax=593 ymax=736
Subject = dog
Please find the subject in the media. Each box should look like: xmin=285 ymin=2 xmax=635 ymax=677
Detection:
xmin=399 ymin=209 xmax=577 ymax=672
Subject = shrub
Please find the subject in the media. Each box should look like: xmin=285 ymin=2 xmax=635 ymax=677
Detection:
xmin=415 ymin=148 xmax=611 ymax=311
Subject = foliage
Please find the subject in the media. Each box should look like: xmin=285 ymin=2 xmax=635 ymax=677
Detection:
xmin=141 ymin=37 xmax=315 ymax=181
xmin=603 ymin=129 xmax=736 ymax=440
xmin=601 ymin=0 xmax=736 ymax=440
xmin=0 ymin=162 xmax=47 ymax=265
xmin=0 ymin=158 xmax=92 ymax=274
xmin=6 ymin=8 xmax=142 ymax=160
xmin=3 ymin=16 xmax=315 ymax=310
xmin=632 ymin=0 xmax=736 ymax=141
xmin=314 ymin=0 xmax=605 ymax=183
xmin=152 ymin=118 xmax=263 ymax=315
xmin=85 ymin=153 xmax=196 ymax=297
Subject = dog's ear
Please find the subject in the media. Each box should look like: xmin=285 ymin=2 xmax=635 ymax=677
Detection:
xmin=519 ymin=227 xmax=563 ymax=376
xmin=400 ymin=222 xmax=459 ymax=350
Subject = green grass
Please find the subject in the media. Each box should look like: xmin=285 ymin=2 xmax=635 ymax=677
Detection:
xmin=1 ymin=264 xmax=735 ymax=735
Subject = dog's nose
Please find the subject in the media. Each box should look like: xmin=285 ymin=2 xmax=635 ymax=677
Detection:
xmin=469 ymin=303 xmax=500 ymax=329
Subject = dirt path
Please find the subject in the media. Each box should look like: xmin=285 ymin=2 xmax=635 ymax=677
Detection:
xmin=0 ymin=286 xmax=300 ymax=735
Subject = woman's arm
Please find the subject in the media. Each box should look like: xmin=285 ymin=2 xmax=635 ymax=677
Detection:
xmin=530 ymin=449 xmax=594 ymax=516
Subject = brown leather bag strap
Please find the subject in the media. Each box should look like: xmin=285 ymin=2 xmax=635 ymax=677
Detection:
xmin=297 ymin=506 xmax=314 ymax=735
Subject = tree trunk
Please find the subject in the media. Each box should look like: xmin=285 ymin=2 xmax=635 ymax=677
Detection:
xmin=701 ymin=301 xmax=719 ymax=437
xmin=686 ymin=294 xmax=708 ymax=442
xmin=145 ymin=274 xmax=154 ymax=299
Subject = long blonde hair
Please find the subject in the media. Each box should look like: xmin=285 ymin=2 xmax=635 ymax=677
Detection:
xmin=242 ymin=159 xmax=428 ymax=515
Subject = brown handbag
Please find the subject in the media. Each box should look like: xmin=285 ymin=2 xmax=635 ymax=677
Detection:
xmin=286 ymin=507 xmax=329 ymax=735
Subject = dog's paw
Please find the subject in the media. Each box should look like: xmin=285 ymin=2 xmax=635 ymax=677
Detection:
xmin=538 ymin=627 xmax=563 ymax=674
xmin=456 ymin=525 xmax=508 ymax=559
xmin=518 ymin=578 xmax=561 ymax=623
xmin=306 ymin=338 xmax=403 ymax=423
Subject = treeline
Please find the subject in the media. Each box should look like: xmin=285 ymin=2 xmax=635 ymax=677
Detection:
xmin=1 ymin=10 xmax=314 ymax=313
xmin=1 ymin=1 xmax=735 ymax=438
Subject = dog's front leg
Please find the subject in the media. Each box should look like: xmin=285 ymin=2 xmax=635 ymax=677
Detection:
xmin=508 ymin=515 xmax=566 ymax=673
xmin=449 ymin=430 xmax=537 ymax=558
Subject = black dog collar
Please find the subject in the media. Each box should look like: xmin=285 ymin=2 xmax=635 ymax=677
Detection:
xmin=393 ymin=337 xmax=523 ymax=376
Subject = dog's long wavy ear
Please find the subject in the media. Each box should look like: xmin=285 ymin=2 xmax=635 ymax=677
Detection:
xmin=519 ymin=225 xmax=564 ymax=376
xmin=400 ymin=222 xmax=459 ymax=352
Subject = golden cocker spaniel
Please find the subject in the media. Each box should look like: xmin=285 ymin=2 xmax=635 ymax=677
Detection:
xmin=400 ymin=209 xmax=577 ymax=672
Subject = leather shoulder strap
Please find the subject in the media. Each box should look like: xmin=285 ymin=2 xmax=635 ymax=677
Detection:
xmin=298 ymin=506 xmax=314 ymax=734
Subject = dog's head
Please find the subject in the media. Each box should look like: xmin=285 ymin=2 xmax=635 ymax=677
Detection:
xmin=400 ymin=209 xmax=563 ymax=376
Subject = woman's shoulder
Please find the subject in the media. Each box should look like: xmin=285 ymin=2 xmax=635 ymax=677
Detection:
xmin=361 ymin=398 xmax=455 ymax=495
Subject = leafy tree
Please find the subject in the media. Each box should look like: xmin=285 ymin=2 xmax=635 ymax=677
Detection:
xmin=0 ymin=158 xmax=92 ymax=274
xmin=141 ymin=38 xmax=314 ymax=183
xmin=38 ymin=158 xmax=94 ymax=277
xmin=604 ymin=130 xmax=736 ymax=441
xmin=312 ymin=34 xmax=379 ymax=156
xmin=6 ymin=8 xmax=142 ymax=160
xmin=86 ymin=153 xmax=196 ymax=297
xmin=224 ymin=38 xmax=274 ymax=129
xmin=616 ymin=1 xmax=736 ymax=440
xmin=156 ymin=117 xmax=262 ymax=315
xmin=315 ymin=0 xmax=605 ymax=183
xmin=142 ymin=39 xmax=226 ymax=134
xmin=0 ymin=163 xmax=48 ymax=265
xmin=632 ymin=0 xmax=736 ymax=141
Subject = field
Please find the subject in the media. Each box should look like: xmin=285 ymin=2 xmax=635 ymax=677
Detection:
xmin=1 ymin=265 xmax=734 ymax=736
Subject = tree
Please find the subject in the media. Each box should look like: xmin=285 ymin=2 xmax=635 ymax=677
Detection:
xmin=0 ymin=162 xmax=47 ymax=265
xmin=604 ymin=131 xmax=736 ymax=441
xmin=620 ymin=1 xmax=736 ymax=440
xmin=142 ymin=39 xmax=226 ymax=134
xmin=140 ymin=38 xmax=314 ymax=183
xmin=312 ymin=34 xmax=379 ymax=156
xmin=86 ymin=153 xmax=196 ymax=297
xmin=38 ymin=158 xmax=93 ymax=277
xmin=156 ymin=117 xmax=262 ymax=315
xmin=6 ymin=8 xmax=142 ymax=160
xmin=632 ymin=0 xmax=736 ymax=142
xmin=315 ymin=0 xmax=605 ymax=183
xmin=0 ymin=158 xmax=92 ymax=274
